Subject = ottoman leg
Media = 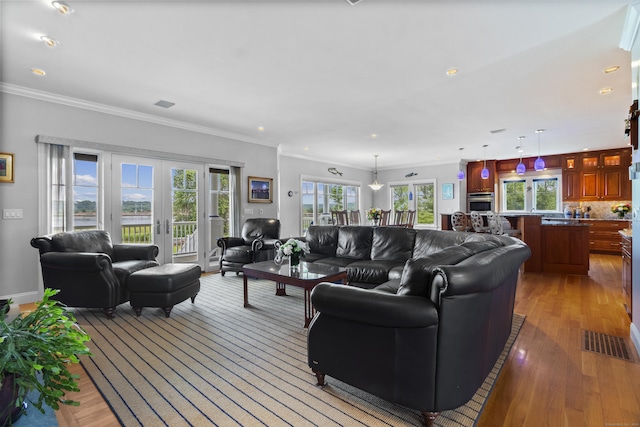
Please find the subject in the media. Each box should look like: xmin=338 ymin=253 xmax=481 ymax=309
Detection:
xmin=133 ymin=307 xmax=143 ymax=317
xmin=191 ymin=294 xmax=198 ymax=303
xmin=162 ymin=306 xmax=173 ymax=318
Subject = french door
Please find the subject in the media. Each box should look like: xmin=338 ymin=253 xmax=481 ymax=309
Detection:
xmin=111 ymin=155 xmax=205 ymax=267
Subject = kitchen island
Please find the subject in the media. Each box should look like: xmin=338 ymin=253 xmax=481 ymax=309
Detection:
xmin=440 ymin=213 xmax=590 ymax=275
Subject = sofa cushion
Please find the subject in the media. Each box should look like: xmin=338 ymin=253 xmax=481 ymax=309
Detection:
xmin=412 ymin=230 xmax=469 ymax=259
xmin=373 ymin=279 xmax=401 ymax=294
xmin=305 ymin=226 xmax=339 ymax=257
xmin=113 ymin=259 xmax=159 ymax=286
xmin=397 ymin=246 xmax=475 ymax=297
xmin=347 ymin=260 xmax=406 ymax=285
xmin=371 ymin=227 xmax=416 ymax=261
xmin=51 ymin=230 xmax=114 ymax=257
xmin=336 ymin=226 xmax=373 ymax=260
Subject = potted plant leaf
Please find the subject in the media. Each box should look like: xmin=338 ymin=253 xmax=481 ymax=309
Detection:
xmin=0 ymin=288 xmax=92 ymax=425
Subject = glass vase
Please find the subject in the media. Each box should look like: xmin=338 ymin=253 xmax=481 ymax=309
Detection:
xmin=289 ymin=254 xmax=300 ymax=272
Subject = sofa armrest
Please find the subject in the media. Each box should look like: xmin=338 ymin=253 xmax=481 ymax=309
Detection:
xmin=112 ymin=244 xmax=158 ymax=262
xmin=260 ymin=238 xmax=279 ymax=249
xmin=217 ymin=237 xmax=245 ymax=251
xmin=311 ymin=283 xmax=438 ymax=328
xmin=40 ymin=252 xmax=113 ymax=272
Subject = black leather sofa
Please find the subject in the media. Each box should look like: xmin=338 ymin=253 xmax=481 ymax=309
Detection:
xmin=304 ymin=225 xmax=530 ymax=426
xmin=31 ymin=230 xmax=159 ymax=318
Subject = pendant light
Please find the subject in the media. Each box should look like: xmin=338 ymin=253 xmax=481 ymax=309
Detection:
xmin=481 ymin=144 xmax=490 ymax=179
xmin=457 ymin=148 xmax=465 ymax=180
xmin=534 ymin=129 xmax=545 ymax=171
xmin=516 ymin=136 xmax=526 ymax=175
xmin=368 ymin=154 xmax=384 ymax=191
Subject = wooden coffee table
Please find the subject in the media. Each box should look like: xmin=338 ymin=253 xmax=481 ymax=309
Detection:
xmin=242 ymin=260 xmax=347 ymax=327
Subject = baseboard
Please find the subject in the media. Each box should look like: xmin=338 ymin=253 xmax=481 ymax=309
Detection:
xmin=630 ymin=322 xmax=640 ymax=356
xmin=0 ymin=290 xmax=40 ymax=305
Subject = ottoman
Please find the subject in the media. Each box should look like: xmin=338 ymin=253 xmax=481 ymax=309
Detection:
xmin=127 ymin=263 xmax=201 ymax=318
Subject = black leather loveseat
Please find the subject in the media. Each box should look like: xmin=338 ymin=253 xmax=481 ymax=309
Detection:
xmin=303 ymin=225 xmax=530 ymax=426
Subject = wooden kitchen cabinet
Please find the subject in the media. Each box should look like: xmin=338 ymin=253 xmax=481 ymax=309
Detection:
xmin=561 ymin=148 xmax=631 ymax=201
xmin=621 ymin=232 xmax=632 ymax=320
xmin=467 ymin=160 xmax=495 ymax=192
xmin=580 ymin=219 xmax=630 ymax=254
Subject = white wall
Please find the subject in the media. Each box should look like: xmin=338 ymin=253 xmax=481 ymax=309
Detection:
xmin=375 ymin=162 xmax=466 ymax=228
xmin=278 ymin=155 xmax=374 ymax=238
xmin=0 ymin=93 xmax=278 ymax=302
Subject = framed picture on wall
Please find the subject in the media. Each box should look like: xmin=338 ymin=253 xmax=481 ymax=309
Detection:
xmin=442 ymin=183 xmax=454 ymax=200
xmin=248 ymin=176 xmax=273 ymax=203
xmin=0 ymin=153 xmax=14 ymax=183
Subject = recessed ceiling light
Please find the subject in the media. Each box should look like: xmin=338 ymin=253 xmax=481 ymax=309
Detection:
xmin=371 ymin=134 xmax=377 ymax=138
xmin=31 ymin=68 xmax=46 ymax=76
xmin=304 ymin=147 xmax=309 ymax=151
xmin=51 ymin=1 xmax=74 ymax=15
xmin=154 ymin=100 xmax=175 ymax=108
xmin=583 ymin=147 xmax=589 ymax=151
xmin=599 ymin=87 xmax=613 ymax=95
xmin=40 ymin=36 xmax=59 ymax=47
xmin=258 ymin=126 xmax=264 ymax=131
xmin=604 ymin=65 xmax=620 ymax=74
xmin=446 ymin=68 xmax=458 ymax=76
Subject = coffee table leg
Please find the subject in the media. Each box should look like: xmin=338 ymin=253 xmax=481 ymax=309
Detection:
xmin=304 ymin=287 xmax=314 ymax=328
xmin=276 ymin=282 xmax=287 ymax=296
xmin=243 ymin=275 xmax=249 ymax=307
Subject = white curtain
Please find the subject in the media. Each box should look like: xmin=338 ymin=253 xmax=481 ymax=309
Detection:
xmin=229 ymin=166 xmax=242 ymax=236
xmin=38 ymin=143 xmax=71 ymax=233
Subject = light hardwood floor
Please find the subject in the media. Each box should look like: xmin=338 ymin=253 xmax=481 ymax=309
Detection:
xmin=26 ymin=254 xmax=640 ymax=426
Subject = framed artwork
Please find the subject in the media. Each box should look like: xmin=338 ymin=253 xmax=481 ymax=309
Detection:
xmin=248 ymin=176 xmax=273 ymax=203
xmin=442 ymin=183 xmax=454 ymax=200
xmin=0 ymin=153 xmax=14 ymax=183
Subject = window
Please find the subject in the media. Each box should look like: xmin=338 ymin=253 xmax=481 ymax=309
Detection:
xmin=390 ymin=180 xmax=436 ymax=227
xmin=301 ymin=180 xmax=360 ymax=233
xmin=501 ymin=174 xmax=561 ymax=212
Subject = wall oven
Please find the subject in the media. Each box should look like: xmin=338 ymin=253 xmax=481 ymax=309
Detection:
xmin=467 ymin=192 xmax=495 ymax=212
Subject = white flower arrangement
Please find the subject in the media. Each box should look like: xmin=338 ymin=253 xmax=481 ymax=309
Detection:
xmin=275 ymin=238 xmax=310 ymax=264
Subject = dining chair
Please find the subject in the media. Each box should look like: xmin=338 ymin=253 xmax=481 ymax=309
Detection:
xmin=405 ymin=210 xmax=416 ymax=228
xmin=331 ymin=210 xmax=349 ymax=226
xmin=379 ymin=209 xmax=391 ymax=226
xmin=470 ymin=211 xmax=489 ymax=233
xmin=486 ymin=211 xmax=503 ymax=235
xmin=450 ymin=211 xmax=468 ymax=232
xmin=394 ymin=210 xmax=406 ymax=226
xmin=349 ymin=210 xmax=361 ymax=225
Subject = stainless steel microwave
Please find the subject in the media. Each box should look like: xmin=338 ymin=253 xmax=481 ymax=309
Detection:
xmin=467 ymin=192 xmax=495 ymax=212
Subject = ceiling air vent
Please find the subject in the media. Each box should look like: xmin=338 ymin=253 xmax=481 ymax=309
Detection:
xmin=489 ymin=128 xmax=506 ymax=134
xmin=154 ymin=100 xmax=175 ymax=109
xmin=346 ymin=0 xmax=363 ymax=5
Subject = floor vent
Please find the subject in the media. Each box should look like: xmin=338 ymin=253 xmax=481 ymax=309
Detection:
xmin=582 ymin=330 xmax=633 ymax=362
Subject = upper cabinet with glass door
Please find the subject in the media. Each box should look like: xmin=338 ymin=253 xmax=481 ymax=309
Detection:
xmin=561 ymin=148 xmax=631 ymax=201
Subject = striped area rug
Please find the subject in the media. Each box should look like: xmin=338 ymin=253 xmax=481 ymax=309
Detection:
xmin=75 ymin=273 xmax=524 ymax=427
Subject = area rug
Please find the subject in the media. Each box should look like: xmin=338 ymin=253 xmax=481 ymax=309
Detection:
xmin=74 ymin=273 xmax=525 ymax=426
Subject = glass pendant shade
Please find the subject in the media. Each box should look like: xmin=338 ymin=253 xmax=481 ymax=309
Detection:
xmin=457 ymin=147 xmax=465 ymax=180
xmin=368 ymin=155 xmax=384 ymax=191
xmin=534 ymin=129 xmax=545 ymax=171
xmin=516 ymin=161 xmax=526 ymax=175
xmin=481 ymin=167 xmax=490 ymax=179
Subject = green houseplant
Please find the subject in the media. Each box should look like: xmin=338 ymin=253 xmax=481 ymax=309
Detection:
xmin=0 ymin=288 xmax=92 ymax=425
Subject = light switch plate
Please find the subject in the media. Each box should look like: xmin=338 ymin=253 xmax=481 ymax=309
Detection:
xmin=3 ymin=209 xmax=23 ymax=219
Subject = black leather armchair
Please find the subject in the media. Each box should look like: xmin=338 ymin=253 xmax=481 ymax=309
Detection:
xmin=217 ymin=218 xmax=281 ymax=276
xmin=30 ymin=230 xmax=159 ymax=318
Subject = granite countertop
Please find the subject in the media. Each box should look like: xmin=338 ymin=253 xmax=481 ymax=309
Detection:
xmin=619 ymin=229 xmax=632 ymax=238
xmin=541 ymin=216 xmax=630 ymax=222
xmin=541 ymin=220 xmax=591 ymax=227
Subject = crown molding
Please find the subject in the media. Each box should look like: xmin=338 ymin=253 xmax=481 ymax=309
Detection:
xmin=620 ymin=2 xmax=640 ymax=51
xmin=0 ymin=83 xmax=273 ymax=147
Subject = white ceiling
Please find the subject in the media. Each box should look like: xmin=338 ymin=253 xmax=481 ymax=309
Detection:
xmin=1 ymin=0 xmax=635 ymax=170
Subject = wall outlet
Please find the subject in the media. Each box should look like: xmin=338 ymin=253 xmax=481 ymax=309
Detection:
xmin=244 ymin=208 xmax=254 ymax=215
xmin=259 ymin=209 xmax=264 ymax=215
